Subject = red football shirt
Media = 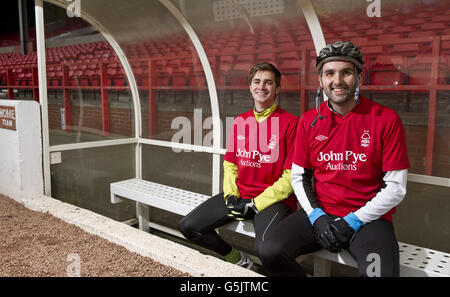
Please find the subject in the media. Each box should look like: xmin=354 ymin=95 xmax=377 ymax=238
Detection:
xmin=224 ymin=106 xmax=298 ymax=211
xmin=293 ymin=96 xmax=410 ymax=221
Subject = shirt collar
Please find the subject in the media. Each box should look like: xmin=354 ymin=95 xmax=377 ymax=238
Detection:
xmin=327 ymin=96 xmax=361 ymax=116
xmin=254 ymin=102 xmax=277 ymax=123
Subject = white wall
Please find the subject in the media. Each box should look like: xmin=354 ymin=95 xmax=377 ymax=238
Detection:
xmin=0 ymin=99 xmax=43 ymax=202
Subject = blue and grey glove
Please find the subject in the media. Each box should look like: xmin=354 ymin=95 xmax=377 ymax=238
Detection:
xmin=309 ymin=208 xmax=342 ymax=253
xmin=229 ymin=199 xmax=259 ymax=221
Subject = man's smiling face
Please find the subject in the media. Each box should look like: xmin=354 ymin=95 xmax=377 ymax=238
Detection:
xmin=319 ymin=60 xmax=362 ymax=114
xmin=249 ymin=70 xmax=280 ymax=112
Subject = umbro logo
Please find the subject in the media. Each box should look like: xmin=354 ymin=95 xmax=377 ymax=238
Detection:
xmin=237 ymin=135 xmax=245 ymax=140
xmin=315 ymin=135 xmax=328 ymax=141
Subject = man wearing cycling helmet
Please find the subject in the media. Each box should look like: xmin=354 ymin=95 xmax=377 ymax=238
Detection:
xmin=258 ymin=41 xmax=410 ymax=277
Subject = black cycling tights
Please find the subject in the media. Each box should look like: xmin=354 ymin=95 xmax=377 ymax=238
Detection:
xmin=258 ymin=209 xmax=400 ymax=277
xmin=178 ymin=193 xmax=292 ymax=258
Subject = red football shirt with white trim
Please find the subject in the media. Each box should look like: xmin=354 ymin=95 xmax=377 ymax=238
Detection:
xmin=224 ymin=106 xmax=298 ymax=211
xmin=293 ymin=96 xmax=410 ymax=221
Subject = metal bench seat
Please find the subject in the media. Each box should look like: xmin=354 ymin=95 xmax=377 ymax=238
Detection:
xmin=111 ymin=178 xmax=449 ymax=277
xmin=111 ymin=178 xmax=255 ymax=237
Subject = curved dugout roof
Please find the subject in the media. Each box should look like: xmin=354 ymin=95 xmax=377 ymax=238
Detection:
xmin=45 ymin=0 xmax=324 ymax=142
xmin=40 ymin=0 xmax=326 ymax=195
xmin=29 ymin=0 xmax=450 ymax=255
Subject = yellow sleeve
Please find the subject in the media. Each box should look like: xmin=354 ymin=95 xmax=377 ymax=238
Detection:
xmin=223 ymin=160 xmax=240 ymax=199
xmin=253 ymin=169 xmax=293 ymax=212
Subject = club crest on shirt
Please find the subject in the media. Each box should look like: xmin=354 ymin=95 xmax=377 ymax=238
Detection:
xmin=361 ymin=130 xmax=371 ymax=147
xmin=268 ymin=134 xmax=277 ymax=149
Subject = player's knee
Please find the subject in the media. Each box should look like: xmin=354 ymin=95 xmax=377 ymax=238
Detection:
xmin=257 ymin=238 xmax=285 ymax=267
xmin=178 ymin=216 xmax=201 ymax=240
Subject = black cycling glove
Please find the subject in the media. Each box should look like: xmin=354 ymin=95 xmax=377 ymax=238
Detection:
xmin=224 ymin=195 xmax=240 ymax=209
xmin=313 ymin=215 xmax=342 ymax=253
xmin=328 ymin=217 xmax=355 ymax=247
xmin=229 ymin=199 xmax=259 ymax=221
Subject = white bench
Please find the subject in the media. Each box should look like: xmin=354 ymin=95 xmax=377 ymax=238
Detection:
xmin=111 ymin=178 xmax=450 ymax=277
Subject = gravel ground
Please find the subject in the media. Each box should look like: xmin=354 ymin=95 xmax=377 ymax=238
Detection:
xmin=0 ymin=194 xmax=190 ymax=277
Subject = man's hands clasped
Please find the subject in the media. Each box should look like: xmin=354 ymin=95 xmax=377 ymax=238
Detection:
xmin=313 ymin=214 xmax=356 ymax=253
xmin=225 ymin=195 xmax=259 ymax=221
xmin=312 ymin=215 xmax=342 ymax=253
xmin=225 ymin=198 xmax=358 ymax=252
xmin=328 ymin=217 xmax=355 ymax=246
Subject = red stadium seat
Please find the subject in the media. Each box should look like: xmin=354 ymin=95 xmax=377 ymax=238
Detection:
xmin=420 ymin=22 xmax=446 ymax=31
xmin=278 ymin=51 xmax=299 ymax=63
xmin=258 ymin=43 xmax=274 ymax=51
xmin=308 ymin=60 xmax=319 ymax=86
xmin=47 ymin=70 xmax=56 ymax=87
xmin=381 ymin=33 xmax=401 ymax=41
xmin=188 ymin=64 xmax=206 ymax=87
xmin=255 ymin=53 xmax=276 ymax=64
xmin=390 ymin=43 xmax=421 ymax=56
xmin=18 ymin=72 xmax=27 ymax=86
xmin=228 ymin=62 xmax=252 ymax=86
xmin=114 ymin=68 xmax=127 ymax=86
xmin=167 ymin=59 xmax=181 ymax=69
xmin=408 ymin=31 xmax=436 ymax=38
xmin=216 ymin=56 xmax=234 ymax=86
xmin=404 ymin=18 xmax=425 ymax=25
xmin=0 ymin=69 xmax=7 ymax=85
xmin=220 ymin=55 xmax=234 ymax=65
xmin=222 ymin=46 xmax=238 ymax=55
xmin=12 ymin=68 xmax=21 ymax=86
xmin=442 ymin=41 xmax=450 ymax=54
xmin=156 ymin=66 xmax=171 ymax=86
xmin=354 ymin=23 xmax=372 ymax=31
xmin=67 ymin=70 xmax=76 ymax=86
xmin=277 ymin=34 xmax=296 ymax=49
xmin=408 ymin=55 xmax=448 ymax=85
xmin=391 ymin=25 xmax=414 ymax=34
xmin=84 ymin=69 xmax=96 ymax=86
xmin=431 ymin=15 xmax=450 ymax=22
xmin=106 ymin=68 xmax=117 ymax=86
xmin=131 ymin=66 xmax=144 ymax=86
xmin=172 ymin=66 xmax=190 ymax=86
xmin=340 ymin=31 xmax=359 ymax=38
xmin=365 ymin=28 xmax=385 ymax=39
xmin=91 ymin=69 xmax=101 ymax=86
xmin=370 ymin=55 xmax=406 ymax=85
xmin=236 ymin=54 xmax=254 ymax=64
xmin=241 ymin=39 xmax=257 ymax=48
xmin=279 ymin=59 xmax=301 ymax=86
xmin=360 ymin=45 xmax=385 ymax=56
xmin=78 ymin=72 xmax=90 ymax=87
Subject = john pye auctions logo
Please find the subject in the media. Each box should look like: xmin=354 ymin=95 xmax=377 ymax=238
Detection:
xmin=236 ymin=149 xmax=272 ymax=168
xmin=317 ymin=150 xmax=367 ymax=171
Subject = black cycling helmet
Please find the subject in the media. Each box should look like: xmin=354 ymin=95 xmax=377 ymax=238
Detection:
xmin=316 ymin=41 xmax=365 ymax=73
xmin=311 ymin=41 xmax=364 ymax=127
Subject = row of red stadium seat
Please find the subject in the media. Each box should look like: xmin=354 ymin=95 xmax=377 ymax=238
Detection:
xmin=2 ymin=26 xmax=449 ymax=71
xmin=1 ymin=52 xmax=449 ymax=88
xmin=0 ymin=0 xmax=449 ymax=89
